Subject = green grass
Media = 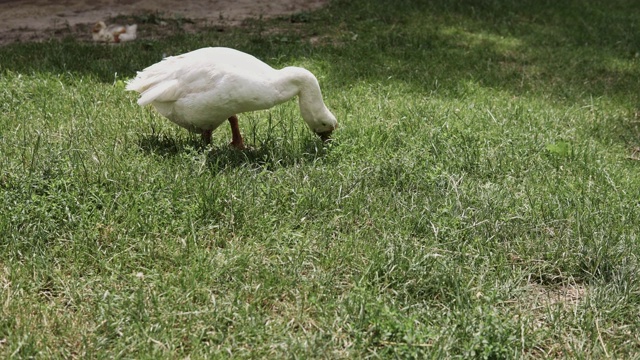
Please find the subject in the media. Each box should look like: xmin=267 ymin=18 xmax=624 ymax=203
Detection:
xmin=1 ymin=0 xmax=640 ymax=357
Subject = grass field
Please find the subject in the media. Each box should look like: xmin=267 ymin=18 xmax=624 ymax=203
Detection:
xmin=1 ymin=0 xmax=639 ymax=358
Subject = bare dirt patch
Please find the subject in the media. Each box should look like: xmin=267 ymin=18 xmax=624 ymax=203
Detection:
xmin=525 ymin=282 xmax=587 ymax=310
xmin=0 ymin=0 xmax=328 ymax=45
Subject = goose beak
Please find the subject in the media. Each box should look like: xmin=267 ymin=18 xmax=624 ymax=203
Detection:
xmin=316 ymin=130 xmax=333 ymax=142
xmin=316 ymin=123 xmax=338 ymax=142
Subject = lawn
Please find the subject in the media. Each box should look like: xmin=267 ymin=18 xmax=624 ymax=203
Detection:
xmin=1 ymin=0 xmax=639 ymax=358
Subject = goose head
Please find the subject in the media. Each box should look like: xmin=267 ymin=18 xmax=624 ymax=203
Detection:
xmin=285 ymin=67 xmax=338 ymax=141
xmin=306 ymin=109 xmax=338 ymax=142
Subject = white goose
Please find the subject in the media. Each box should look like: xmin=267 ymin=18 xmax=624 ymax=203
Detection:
xmin=126 ymin=47 xmax=338 ymax=149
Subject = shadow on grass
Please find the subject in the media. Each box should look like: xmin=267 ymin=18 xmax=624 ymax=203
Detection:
xmin=136 ymin=133 xmax=196 ymax=157
xmin=205 ymin=142 xmax=332 ymax=172
xmin=137 ymin=132 xmax=333 ymax=172
xmin=315 ymin=0 xmax=639 ymax=103
xmin=1 ymin=0 xmax=638 ymax=144
xmin=0 ymin=0 xmax=637 ymax=100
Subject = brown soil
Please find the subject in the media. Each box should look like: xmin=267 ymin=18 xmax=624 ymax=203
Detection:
xmin=0 ymin=0 xmax=328 ymax=45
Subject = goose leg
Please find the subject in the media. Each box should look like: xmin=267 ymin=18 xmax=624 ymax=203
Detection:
xmin=201 ymin=129 xmax=212 ymax=144
xmin=228 ymin=115 xmax=245 ymax=149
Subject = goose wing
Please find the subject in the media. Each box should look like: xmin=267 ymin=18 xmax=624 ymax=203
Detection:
xmin=126 ymin=54 xmax=203 ymax=106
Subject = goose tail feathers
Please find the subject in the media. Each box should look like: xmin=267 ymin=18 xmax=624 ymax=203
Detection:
xmin=126 ymin=66 xmax=180 ymax=106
